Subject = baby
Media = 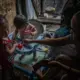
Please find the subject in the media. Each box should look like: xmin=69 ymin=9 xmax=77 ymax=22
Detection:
xmin=13 ymin=15 xmax=37 ymax=61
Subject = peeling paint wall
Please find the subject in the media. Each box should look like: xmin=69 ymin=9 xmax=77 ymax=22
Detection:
xmin=0 ymin=0 xmax=16 ymax=32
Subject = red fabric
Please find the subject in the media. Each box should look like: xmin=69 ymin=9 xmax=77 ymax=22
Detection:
xmin=0 ymin=39 xmax=12 ymax=70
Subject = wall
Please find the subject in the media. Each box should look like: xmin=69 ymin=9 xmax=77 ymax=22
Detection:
xmin=0 ymin=0 xmax=16 ymax=32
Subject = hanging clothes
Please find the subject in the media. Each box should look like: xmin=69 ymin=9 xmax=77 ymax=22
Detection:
xmin=26 ymin=0 xmax=37 ymax=20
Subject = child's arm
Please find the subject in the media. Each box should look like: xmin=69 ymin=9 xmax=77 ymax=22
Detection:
xmin=29 ymin=24 xmax=37 ymax=36
xmin=6 ymin=42 xmax=18 ymax=55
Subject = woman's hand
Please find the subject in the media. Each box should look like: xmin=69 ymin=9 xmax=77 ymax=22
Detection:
xmin=24 ymin=39 xmax=33 ymax=43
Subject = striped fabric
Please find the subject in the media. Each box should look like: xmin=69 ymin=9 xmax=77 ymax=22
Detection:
xmin=8 ymin=53 xmax=16 ymax=64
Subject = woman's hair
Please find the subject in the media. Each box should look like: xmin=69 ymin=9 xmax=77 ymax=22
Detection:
xmin=0 ymin=14 xmax=9 ymax=38
xmin=13 ymin=15 xmax=28 ymax=29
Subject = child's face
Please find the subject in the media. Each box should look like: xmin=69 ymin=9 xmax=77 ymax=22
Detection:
xmin=18 ymin=26 xmax=26 ymax=38
xmin=18 ymin=26 xmax=25 ymax=33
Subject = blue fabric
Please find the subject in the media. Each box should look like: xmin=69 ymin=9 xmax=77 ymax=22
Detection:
xmin=36 ymin=34 xmax=44 ymax=40
xmin=47 ymin=27 xmax=70 ymax=60
xmin=14 ymin=64 xmax=33 ymax=76
xmin=40 ymin=66 xmax=48 ymax=71
xmin=8 ymin=32 xmax=14 ymax=40
xmin=54 ymin=27 xmax=70 ymax=38
xmin=26 ymin=0 xmax=37 ymax=20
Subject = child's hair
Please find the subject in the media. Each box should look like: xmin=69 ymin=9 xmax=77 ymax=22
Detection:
xmin=13 ymin=15 xmax=28 ymax=29
xmin=0 ymin=14 xmax=9 ymax=38
xmin=13 ymin=15 xmax=28 ymax=40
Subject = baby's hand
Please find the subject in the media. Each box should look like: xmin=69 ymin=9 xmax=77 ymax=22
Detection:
xmin=31 ymin=31 xmax=37 ymax=36
xmin=13 ymin=42 xmax=18 ymax=47
xmin=31 ymin=32 xmax=35 ymax=36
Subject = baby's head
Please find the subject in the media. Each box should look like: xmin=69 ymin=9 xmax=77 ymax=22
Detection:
xmin=14 ymin=15 xmax=28 ymax=30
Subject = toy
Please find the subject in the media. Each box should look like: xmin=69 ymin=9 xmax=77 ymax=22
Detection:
xmin=3 ymin=38 xmax=23 ymax=49
xmin=3 ymin=38 xmax=12 ymax=45
xmin=17 ymin=43 xmax=23 ymax=49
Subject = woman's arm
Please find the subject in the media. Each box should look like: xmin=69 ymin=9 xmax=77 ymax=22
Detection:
xmin=24 ymin=34 xmax=73 ymax=46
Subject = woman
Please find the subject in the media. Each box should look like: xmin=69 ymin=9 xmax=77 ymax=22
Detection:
xmin=0 ymin=14 xmax=15 ymax=80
